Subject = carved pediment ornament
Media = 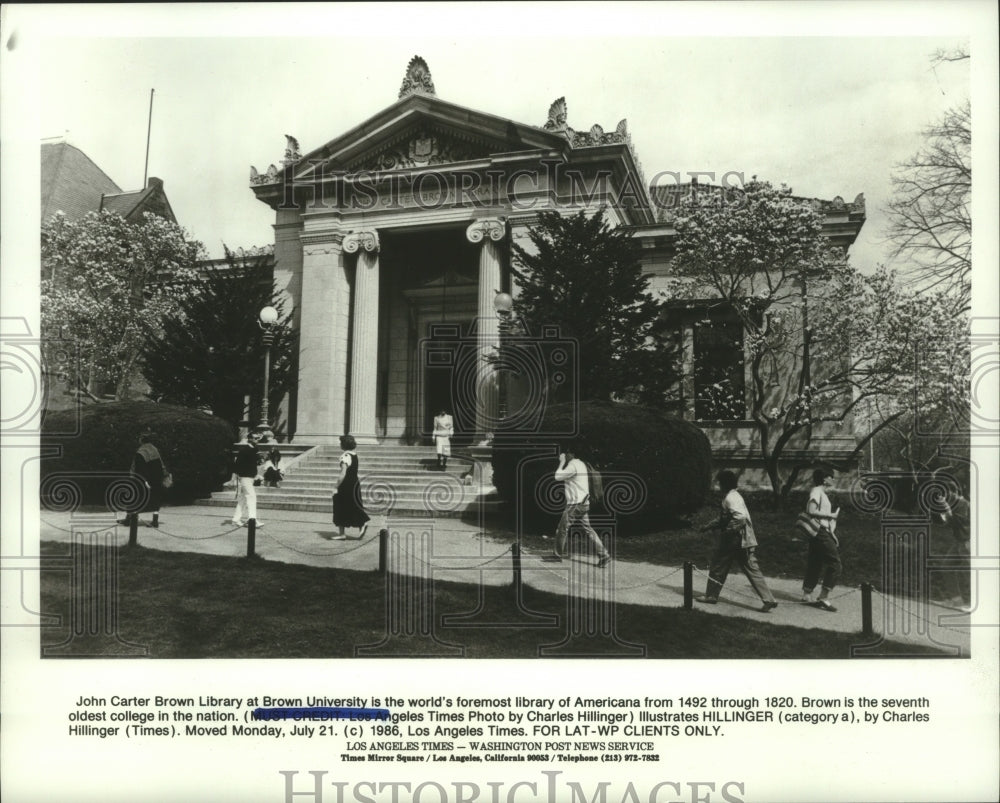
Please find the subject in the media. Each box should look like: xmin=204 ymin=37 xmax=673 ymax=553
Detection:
xmin=569 ymin=118 xmax=630 ymax=147
xmin=357 ymin=129 xmax=483 ymax=171
xmin=250 ymin=164 xmax=279 ymax=186
xmin=343 ymin=230 xmax=380 ymax=254
xmin=251 ymin=135 xmax=302 ymax=185
xmin=399 ymin=55 xmax=436 ymax=99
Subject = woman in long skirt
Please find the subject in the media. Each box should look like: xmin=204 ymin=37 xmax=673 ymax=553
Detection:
xmin=332 ymin=434 xmax=370 ymax=540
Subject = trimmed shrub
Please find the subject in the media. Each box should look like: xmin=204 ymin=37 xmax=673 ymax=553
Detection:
xmin=40 ymin=401 xmax=235 ymax=508
xmin=491 ymin=400 xmax=712 ymax=534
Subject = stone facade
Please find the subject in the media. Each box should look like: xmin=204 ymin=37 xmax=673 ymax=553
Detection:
xmin=250 ymin=57 xmax=865 ymax=468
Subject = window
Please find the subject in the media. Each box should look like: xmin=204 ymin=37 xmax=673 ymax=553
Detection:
xmin=692 ymin=311 xmax=746 ymax=421
xmin=660 ymin=304 xmax=747 ymax=421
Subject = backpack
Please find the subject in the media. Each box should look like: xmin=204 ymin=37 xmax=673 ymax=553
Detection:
xmin=585 ymin=462 xmax=604 ymax=504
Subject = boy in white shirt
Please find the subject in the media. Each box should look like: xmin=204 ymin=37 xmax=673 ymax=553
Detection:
xmin=696 ymin=470 xmax=778 ymax=612
xmin=553 ymin=445 xmax=611 ymax=567
xmin=801 ymin=469 xmax=842 ymax=611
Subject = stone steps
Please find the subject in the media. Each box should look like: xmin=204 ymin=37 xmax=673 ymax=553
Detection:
xmin=196 ymin=443 xmax=500 ymax=518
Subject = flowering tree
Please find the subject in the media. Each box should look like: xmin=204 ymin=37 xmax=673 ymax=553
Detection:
xmin=667 ymin=179 xmax=968 ymax=498
xmin=140 ymin=250 xmax=297 ymax=430
xmin=41 ymin=210 xmax=203 ymax=399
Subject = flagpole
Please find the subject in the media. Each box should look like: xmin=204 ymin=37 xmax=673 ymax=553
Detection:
xmin=143 ymin=89 xmax=154 ymax=187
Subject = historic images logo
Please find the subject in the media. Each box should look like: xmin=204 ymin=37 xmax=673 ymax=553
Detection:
xmin=278 ymin=770 xmax=748 ymax=803
xmin=274 ymin=160 xmax=747 ymax=215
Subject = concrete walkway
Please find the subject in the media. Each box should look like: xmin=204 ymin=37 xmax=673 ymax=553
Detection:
xmin=39 ymin=504 xmax=972 ymax=656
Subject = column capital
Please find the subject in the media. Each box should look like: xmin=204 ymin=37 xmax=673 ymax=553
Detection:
xmin=343 ymin=230 xmax=380 ymax=254
xmin=466 ymin=217 xmax=507 ymax=244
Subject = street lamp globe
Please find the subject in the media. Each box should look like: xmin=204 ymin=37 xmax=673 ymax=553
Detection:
xmin=493 ymin=292 xmax=513 ymax=316
xmin=259 ymin=305 xmax=279 ymax=326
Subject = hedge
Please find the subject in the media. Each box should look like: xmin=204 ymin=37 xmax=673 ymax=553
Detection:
xmin=491 ymin=400 xmax=713 ymax=534
xmin=40 ymin=401 xmax=235 ymax=508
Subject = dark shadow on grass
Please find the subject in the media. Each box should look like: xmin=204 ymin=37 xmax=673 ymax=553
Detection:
xmin=39 ymin=541 xmax=953 ymax=660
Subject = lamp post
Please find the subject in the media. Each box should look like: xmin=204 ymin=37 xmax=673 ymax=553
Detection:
xmin=257 ymin=305 xmax=278 ymax=438
xmin=493 ymin=292 xmax=514 ymax=430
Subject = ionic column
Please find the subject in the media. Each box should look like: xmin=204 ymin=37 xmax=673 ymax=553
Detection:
xmin=466 ymin=217 xmax=506 ymax=441
xmin=344 ymin=230 xmax=380 ymax=444
xmin=296 ymin=234 xmax=349 ymax=443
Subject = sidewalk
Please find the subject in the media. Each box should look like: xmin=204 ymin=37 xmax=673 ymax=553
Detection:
xmin=39 ymin=504 xmax=972 ymax=655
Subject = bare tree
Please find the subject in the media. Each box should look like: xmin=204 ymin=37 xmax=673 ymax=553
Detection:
xmin=886 ymin=51 xmax=970 ymax=310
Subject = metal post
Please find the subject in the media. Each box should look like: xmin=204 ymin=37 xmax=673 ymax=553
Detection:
xmin=497 ymin=313 xmax=509 ymax=428
xmin=378 ymin=528 xmax=389 ymax=574
xmin=260 ymin=332 xmax=274 ymax=430
xmin=861 ymin=582 xmax=873 ymax=636
xmin=151 ymin=512 xmax=159 ymax=529
xmin=683 ymin=561 xmax=693 ymax=610
xmin=247 ymin=518 xmax=256 ymax=558
xmin=127 ymin=514 xmax=138 ymax=547
xmin=511 ymin=542 xmax=522 ymax=592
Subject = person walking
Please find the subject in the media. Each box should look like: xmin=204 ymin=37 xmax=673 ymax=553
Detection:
xmin=695 ymin=470 xmax=778 ymax=613
xmin=553 ymin=445 xmax=611 ymax=567
xmin=800 ymin=469 xmax=842 ymax=611
xmin=123 ymin=431 xmax=167 ymax=529
xmin=433 ymin=408 xmax=454 ymax=470
xmin=332 ymin=434 xmax=370 ymax=540
xmin=938 ymin=486 xmax=971 ymax=612
xmin=229 ymin=431 xmax=263 ymax=528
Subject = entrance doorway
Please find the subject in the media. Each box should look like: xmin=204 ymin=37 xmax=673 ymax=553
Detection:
xmin=422 ymin=321 xmax=476 ymax=446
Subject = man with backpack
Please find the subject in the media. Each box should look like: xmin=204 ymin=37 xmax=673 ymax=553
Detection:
xmin=553 ymin=444 xmax=611 ymax=568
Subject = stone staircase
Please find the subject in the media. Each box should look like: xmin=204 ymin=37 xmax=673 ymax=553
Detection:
xmin=197 ymin=443 xmax=501 ymax=518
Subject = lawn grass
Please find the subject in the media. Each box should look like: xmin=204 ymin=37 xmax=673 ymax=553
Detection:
xmin=39 ymin=541 xmax=948 ymax=659
xmin=513 ymin=491 xmax=967 ymax=603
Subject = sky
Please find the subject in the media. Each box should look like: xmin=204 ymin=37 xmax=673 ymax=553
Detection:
xmin=21 ymin=5 xmax=980 ymax=271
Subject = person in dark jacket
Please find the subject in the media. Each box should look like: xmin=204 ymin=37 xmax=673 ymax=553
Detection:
xmin=122 ymin=432 xmax=167 ymax=528
xmin=229 ymin=431 xmax=263 ymax=527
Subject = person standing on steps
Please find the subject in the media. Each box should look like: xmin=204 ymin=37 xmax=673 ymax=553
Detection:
xmin=332 ymin=434 xmax=370 ymax=540
xmin=229 ymin=431 xmax=264 ymax=528
xmin=433 ymin=408 xmax=453 ymax=471
xmin=800 ymin=469 xmax=842 ymax=612
xmin=553 ymin=444 xmax=611 ymax=568
xmin=696 ymin=470 xmax=778 ymax=613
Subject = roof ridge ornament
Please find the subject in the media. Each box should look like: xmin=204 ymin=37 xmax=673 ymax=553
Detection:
xmin=283 ymin=135 xmax=301 ymax=166
xmin=399 ymin=56 xmax=436 ymax=99
xmin=544 ymin=97 xmax=568 ymax=134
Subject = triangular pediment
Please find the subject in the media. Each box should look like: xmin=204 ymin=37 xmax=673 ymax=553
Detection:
xmin=288 ymin=94 xmax=569 ymax=181
xmin=346 ymin=122 xmax=500 ymax=172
